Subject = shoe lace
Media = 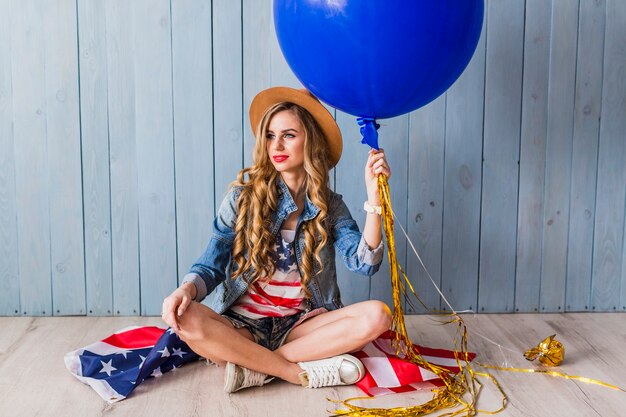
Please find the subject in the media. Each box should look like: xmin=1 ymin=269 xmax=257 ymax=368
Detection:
xmin=304 ymin=364 xmax=341 ymax=388
xmin=241 ymin=367 xmax=269 ymax=389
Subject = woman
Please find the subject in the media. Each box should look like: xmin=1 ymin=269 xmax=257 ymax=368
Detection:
xmin=161 ymin=87 xmax=392 ymax=393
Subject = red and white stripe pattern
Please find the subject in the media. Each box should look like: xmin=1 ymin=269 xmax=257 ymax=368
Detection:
xmin=354 ymin=331 xmax=476 ymax=396
xmin=231 ymin=230 xmax=306 ymax=319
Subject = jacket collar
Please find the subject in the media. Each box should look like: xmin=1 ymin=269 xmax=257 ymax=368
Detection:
xmin=276 ymin=176 xmax=320 ymax=223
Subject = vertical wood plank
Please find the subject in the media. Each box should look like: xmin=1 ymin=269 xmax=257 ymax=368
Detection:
xmin=172 ymin=0 xmax=214 ymax=283
xmin=213 ymin=0 xmax=243 ymax=203
xmin=369 ymin=115 xmax=408 ymax=308
xmin=210 ymin=0 xmax=244 ymax=307
xmin=539 ymin=0 xmax=579 ymax=313
xmin=479 ymin=0 xmax=524 ymax=312
xmin=44 ymin=0 xmax=86 ymax=316
xmin=622 ymin=202 xmax=626 ymax=312
xmin=11 ymin=0 xmax=53 ymax=316
xmin=0 ymin=0 xmax=20 ymax=316
xmin=440 ymin=20 xmax=486 ymax=314
xmin=133 ymin=0 xmax=177 ymax=315
xmin=592 ymin=0 xmax=626 ymax=312
xmin=406 ymin=96 xmax=445 ymax=313
xmin=515 ymin=0 xmax=550 ymax=313
xmin=268 ymin=2 xmax=300 ymax=88
xmin=566 ymin=0 xmax=605 ymax=312
xmin=622 ymin=205 xmax=626 ymax=312
xmin=242 ymin=0 xmax=272 ymax=168
xmin=106 ymin=0 xmax=139 ymax=316
xmin=77 ymin=0 xmax=113 ymax=316
xmin=334 ymin=112 xmax=370 ymax=305
xmin=611 ymin=0 xmax=626 ymax=313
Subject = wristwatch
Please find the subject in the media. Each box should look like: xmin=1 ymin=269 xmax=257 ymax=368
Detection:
xmin=363 ymin=201 xmax=382 ymax=215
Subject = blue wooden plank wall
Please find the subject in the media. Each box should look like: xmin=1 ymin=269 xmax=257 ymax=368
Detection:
xmin=1 ymin=0 xmax=625 ymax=316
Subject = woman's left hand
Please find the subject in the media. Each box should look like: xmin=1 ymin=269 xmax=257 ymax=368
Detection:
xmin=364 ymin=148 xmax=391 ymax=204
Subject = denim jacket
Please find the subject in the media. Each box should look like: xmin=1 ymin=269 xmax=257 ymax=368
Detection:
xmin=182 ymin=178 xmax=384 ymax=314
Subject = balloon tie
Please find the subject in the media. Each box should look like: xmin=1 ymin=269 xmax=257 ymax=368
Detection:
xmin=356 ymin=117 xmax=380 ymax=150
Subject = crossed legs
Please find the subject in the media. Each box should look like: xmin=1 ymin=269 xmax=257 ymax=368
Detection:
xmin=175 ymin=300 xmax=392 ymax=385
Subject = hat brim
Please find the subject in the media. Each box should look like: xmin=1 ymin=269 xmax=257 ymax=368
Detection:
xmin=249 ymin=87 xmax=342 ymax=168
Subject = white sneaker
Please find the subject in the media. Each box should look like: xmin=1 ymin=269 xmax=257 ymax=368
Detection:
xmin=223 ymin=362 xmax=274 ymax=393
xmin=297 ymin=354 xmax=365 ymax=388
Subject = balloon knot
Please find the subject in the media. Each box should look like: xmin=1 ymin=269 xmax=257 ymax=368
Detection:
xmin=357 ymin=117 xmax=380 ymax=150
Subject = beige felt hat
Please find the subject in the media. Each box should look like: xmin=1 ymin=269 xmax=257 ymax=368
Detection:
xmin=249 ymin=87 xmax=343 ymax=167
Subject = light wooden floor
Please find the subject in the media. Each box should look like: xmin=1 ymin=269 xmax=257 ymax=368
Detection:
xmin=0 ymin=313 xmax=624 ymax=417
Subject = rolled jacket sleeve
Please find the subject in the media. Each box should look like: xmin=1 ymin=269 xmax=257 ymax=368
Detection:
xmin=181 ymin=272 xmax=208 ymax=301
xmin=357 ymin=235 xmax=384 ymax=266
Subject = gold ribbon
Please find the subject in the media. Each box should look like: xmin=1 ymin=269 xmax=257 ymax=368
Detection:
xmin=331 ymin=174 xmax=625 ymax=416
xmin=476 ymin=361 xmax=625 ymax=392
xmin=332 ymin=175 xmax=507 ymax=416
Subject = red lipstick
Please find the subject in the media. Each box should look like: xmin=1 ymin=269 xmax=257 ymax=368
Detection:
xmin=273 ymin=155 xmax=288 ymax=163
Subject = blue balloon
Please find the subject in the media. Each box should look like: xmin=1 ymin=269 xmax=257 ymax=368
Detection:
xmin=274 ymin=0 xmax=484 ymax=120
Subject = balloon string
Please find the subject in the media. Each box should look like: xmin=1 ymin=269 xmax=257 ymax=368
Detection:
xmin=389 ymin=209 xmax=519 ymax=357
xmin=385 ymin=196 xmax=626 ymax=393
xmin=331 ymin=174 xmax=508 ymax=417
xmin=336 ymin=173 xmax=625 ymax=413
xmin=334 ymin=149 xmax=624 ymax=416
xmin=390 ymin=209 xmax=457 ymax=315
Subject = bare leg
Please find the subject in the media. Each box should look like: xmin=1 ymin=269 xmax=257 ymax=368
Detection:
xmin=276 ymin=300 xmax=392 ymax=363
xmin=175 ymin=301 xmax=303 ymax=384
xmin=176 ymin=300 xmax=391 ymax=385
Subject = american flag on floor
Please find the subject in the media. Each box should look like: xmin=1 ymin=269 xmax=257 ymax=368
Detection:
xmin=65 ymin=327 xmax=474 ymax=403
xmin=353 ymin=330 xmax=476 ymax=396
xmin=64 ymin=326 xmax=200 ymax=403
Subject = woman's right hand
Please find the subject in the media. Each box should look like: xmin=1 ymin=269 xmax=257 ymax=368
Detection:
xmin=161 ymin=282 xmax=196 ymax=331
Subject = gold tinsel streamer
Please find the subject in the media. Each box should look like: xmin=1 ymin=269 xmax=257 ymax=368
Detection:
xmin=331 ymin=174 xmax=624 ymax=416
xmin=331 ymin=175 xmax=507 ymax=417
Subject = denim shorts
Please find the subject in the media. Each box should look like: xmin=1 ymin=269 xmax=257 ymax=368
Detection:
xmin=222 ymin=308 xmax=327 ymax=351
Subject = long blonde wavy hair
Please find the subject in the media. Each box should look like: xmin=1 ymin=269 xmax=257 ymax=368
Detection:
xmin=230 ymin=102 xmax=332 ymax=296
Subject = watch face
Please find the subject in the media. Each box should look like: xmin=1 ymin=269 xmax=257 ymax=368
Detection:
xmin=364 ymin=201 xmax=381 ymax=214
